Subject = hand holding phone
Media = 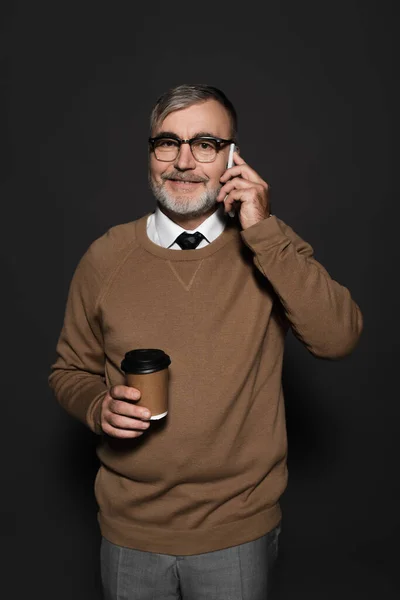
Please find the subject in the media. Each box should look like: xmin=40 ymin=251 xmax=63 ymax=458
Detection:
xmin=219 ymin=144 xmax=272 ymax=228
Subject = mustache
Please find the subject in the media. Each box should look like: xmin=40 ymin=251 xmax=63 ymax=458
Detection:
xmin=162 ymin=172 xmax=209 ymax=183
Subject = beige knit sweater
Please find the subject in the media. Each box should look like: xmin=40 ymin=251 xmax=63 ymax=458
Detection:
xmin=49 ymin=213 xmax=362 ymax=555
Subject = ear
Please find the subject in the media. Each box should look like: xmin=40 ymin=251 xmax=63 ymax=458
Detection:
xmin=235 ymin=145 xmax=240 ymax=154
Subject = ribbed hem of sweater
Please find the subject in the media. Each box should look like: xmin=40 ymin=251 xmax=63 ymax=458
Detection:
xmin=98 ymin=503 xmax=282 ymax=555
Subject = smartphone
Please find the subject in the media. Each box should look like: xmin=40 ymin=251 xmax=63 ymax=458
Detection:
xmin=226 ymin=143 xmax=236 ymax=217
xmin=227 ymin=142 xmax=236 ymax=170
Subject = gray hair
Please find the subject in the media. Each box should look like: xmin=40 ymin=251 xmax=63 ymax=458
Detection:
xmin=149 ymin=84 xmax=238 ymax=139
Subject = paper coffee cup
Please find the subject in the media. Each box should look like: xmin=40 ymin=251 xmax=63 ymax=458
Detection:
xmin=121 ymin=349 xmax=171 ymax=420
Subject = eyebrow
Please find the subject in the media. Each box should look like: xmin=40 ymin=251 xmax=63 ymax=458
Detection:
xmin=154 ymin=130 xmax=221 ymax=139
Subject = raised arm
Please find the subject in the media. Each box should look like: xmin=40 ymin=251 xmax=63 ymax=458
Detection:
xmin=241 ymin=216 xmax=363 ymax=358
xmin=217 ymin=150 xmax=362 ymax=358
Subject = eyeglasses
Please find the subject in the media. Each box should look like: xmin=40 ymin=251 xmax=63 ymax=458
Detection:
xmin=148 ymin=135 xmax=234 ymax=163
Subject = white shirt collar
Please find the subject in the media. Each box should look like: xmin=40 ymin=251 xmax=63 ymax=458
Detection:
xmin=153 ymin=206 xmax=227 ymax=249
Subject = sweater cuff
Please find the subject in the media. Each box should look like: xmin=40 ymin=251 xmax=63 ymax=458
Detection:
xmin=86 ymin=389 xmax=108 ymax=435
xmin=240 ymin=215 xmax=288 ymax=253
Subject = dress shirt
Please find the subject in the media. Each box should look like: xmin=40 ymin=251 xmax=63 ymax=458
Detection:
xmin=147 ymin=206 xmax=227 ymax=249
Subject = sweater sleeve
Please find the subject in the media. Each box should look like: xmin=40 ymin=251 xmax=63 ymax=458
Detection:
xmin=240 ymin=215 xmax=363 ymax=358
xmin=48 ymin=246 xmax=108 ymax=434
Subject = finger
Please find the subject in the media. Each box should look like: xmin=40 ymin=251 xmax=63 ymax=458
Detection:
xmin=110 ymin=385 xmax=141 ymax=402
xmin=220 ymin=151 xmax=263 ymax=183
xmin=220 ymin=165 xmax=263 ymax=185
xmin=216 ymin=178 xmax=255 ymax=202
xmin=102 ymin=422 xmax=148 ymax=439
xmin=110 ymin=399 xmax=151 ymax=420
xmin=107 ymin=412 xmax=151 ymax=431
xmin=223 ymin=189 xmax=248 ymax=213
xmin=232 ymin=150 xmax=246 ymax=165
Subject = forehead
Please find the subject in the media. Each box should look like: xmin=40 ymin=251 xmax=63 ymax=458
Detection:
xmin=156 ymin=99 xmax=232 ymax=138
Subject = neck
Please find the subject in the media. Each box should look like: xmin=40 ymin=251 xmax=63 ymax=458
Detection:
xmin=158 ymin=204 xmax=219 ymax=230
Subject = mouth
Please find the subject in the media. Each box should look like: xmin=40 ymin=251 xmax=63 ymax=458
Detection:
xmin=167 ymin=179 xmax=203 ymax=187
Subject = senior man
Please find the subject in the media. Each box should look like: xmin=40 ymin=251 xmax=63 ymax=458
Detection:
xmin=49 ymin=83 xmax=363 ymax=599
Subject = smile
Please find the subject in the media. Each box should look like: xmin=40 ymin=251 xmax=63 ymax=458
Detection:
xmin=168 ymin=180 xmax=202 ymax=186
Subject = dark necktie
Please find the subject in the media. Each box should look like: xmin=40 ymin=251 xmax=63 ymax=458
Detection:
xmin=174 ymin=231 xmax=205 ymax=250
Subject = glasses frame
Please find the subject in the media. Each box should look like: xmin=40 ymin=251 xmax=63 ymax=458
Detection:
xmin=148 ymin=134 xmax=235 ymax=163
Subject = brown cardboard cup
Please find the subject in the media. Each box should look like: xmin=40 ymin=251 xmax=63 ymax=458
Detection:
xmin=121 ymin=349 xmax=171 ymax=420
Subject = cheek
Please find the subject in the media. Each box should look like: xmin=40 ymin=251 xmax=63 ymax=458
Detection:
xmin=205 ymin=161 xmax=226 ymax=188
xmin=149 ymin=158 xmax=166 ymax=182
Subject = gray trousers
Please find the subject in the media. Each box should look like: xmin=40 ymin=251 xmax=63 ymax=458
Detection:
xmin=100 ymin=524 xmax=281 ymax=600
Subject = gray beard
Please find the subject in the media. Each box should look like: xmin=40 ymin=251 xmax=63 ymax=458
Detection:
xmin=149 ymin=175 xmax=221 ymax=219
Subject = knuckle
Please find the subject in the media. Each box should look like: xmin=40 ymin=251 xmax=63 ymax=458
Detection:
xmin=129 ymin=388 xmax=141 ymax=400
xmin=134 ymin=405 xmax=147 ymax=418
xmin=106 ymin=412 xmax=117 ymax=427
xmin=103 ymin=391 xmax=112 ymax=407
xmin=110 ymin=384 xmax=130 ymax=399
xmin=109 ymin=385 xmax=121 ymax=399
xmin=110 ymin=398 xmax=122 ymax=415
xmin=110 ymin=412 xmax=126 ymax=428
xmin=105 ymin=400 xmax=115 ymax=418
xmin=101 ymin=422 xmax=113 ymax=436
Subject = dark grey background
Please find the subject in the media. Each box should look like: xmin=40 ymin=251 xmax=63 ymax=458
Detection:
xmin=3 ymin=0 xmax=398 ymax=598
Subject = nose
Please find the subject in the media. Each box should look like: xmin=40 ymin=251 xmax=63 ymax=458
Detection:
xmin=174 ymin=142 xmax=197 ymax=170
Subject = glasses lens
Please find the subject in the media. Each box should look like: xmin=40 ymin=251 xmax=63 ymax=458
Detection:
xmin=191 ymin=138 xmax=218 ymax=162
xmin=154 ymin=138 xmax=179 ymax=161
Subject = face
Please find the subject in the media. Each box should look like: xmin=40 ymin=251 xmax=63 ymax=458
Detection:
xmin=148 ymin=99 xmax=233 ymax=219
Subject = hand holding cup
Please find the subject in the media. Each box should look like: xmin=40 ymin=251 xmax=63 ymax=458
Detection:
xmin=101 ymin=385 xmax=152 ymax=439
